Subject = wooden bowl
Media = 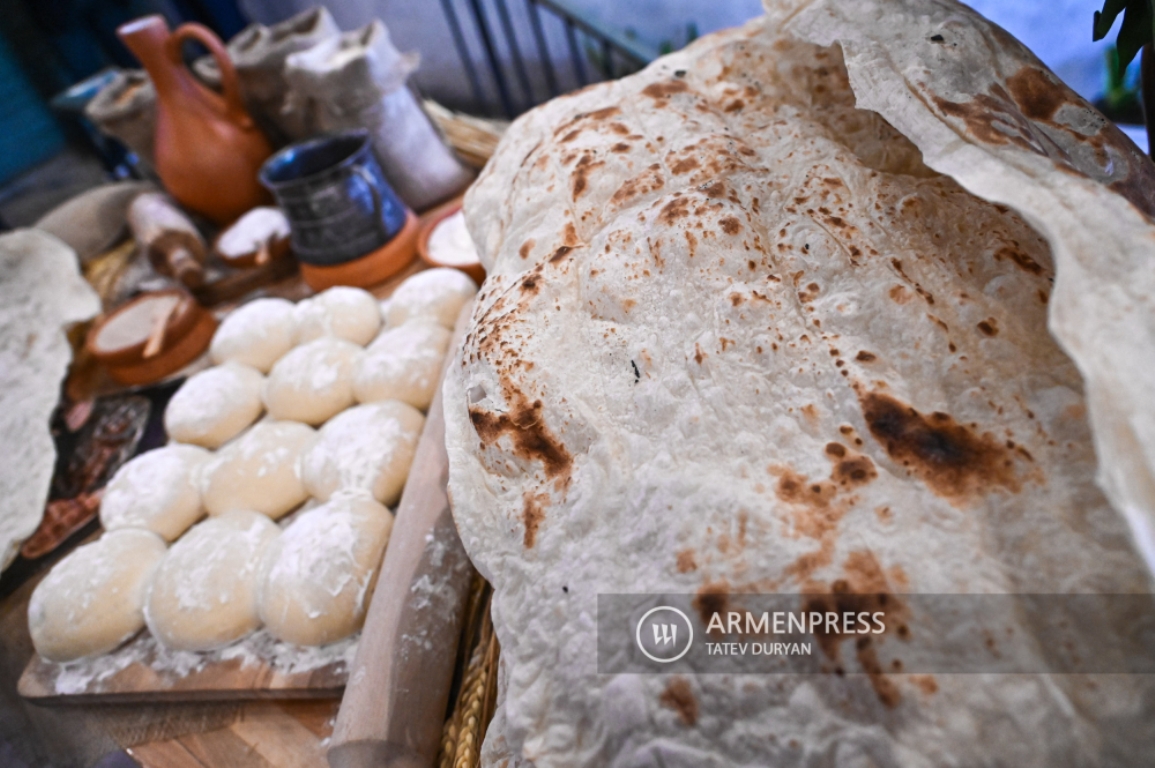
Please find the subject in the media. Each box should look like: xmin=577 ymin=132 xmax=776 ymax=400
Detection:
xmin=299 ymin=210 xmax=420 ymax=292
xmin=416 ymin=196 xmax=485 ymax=286
xmin=86 ymin=289 xmax=217 ymax=386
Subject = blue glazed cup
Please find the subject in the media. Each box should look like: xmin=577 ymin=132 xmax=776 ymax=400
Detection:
xmin=259 ymin=129 xmax=410 ymax=266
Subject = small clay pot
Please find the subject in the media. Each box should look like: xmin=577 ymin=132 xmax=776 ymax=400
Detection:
xmin=299 ymin=210 xmax=419 ymax=291
xmin=86 ymin=289 xmax=217 ymax=386
xmin=416 ymin=195 xmax=485 ymax=286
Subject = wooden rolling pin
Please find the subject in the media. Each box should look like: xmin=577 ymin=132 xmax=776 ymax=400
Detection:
xmin=127 ymin=192 xmax=208 ymax=288
xmin=329 ymin=301 xmax=477 ymax=768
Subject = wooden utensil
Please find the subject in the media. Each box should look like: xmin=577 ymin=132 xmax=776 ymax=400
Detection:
xmin=328 ymin=302 xmax=476 ymax=768
xmin=127 ymin=192 xmax=208 ymax=287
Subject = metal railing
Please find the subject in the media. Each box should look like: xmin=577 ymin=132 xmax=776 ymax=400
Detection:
xmin=440 ymin=0 xmax=659 ymax=118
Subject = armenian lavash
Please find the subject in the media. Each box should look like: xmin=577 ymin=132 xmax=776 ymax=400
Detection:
xmin=444 ymin=1 xmax=1155 ymax=765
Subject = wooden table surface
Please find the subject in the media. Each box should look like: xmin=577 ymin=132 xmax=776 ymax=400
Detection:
xmin=128 ymin=700 xmax=339 ymax=768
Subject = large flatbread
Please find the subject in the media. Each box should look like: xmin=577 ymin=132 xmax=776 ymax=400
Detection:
xmin=444 ymin=1 xmax=1155 ymax=765
xmin=0 ymin=231 xmax=100 ymax=571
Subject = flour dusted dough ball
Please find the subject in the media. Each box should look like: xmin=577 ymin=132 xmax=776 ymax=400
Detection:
xmin=164 ymin=363 xmax=265 ymax=448
xmin=294 ymin=287 xmax=381 ymax=346
xmin=354 ymin=322 xmax=451 ymax=410
xmin=263 ymin=337 xmax=362 ymax=425
xmin=210 ymin=297 xmax=296 ymax=373
xmin=145 ymin=510 xmax=280 ymax=651
xmin=28 ymin=529 xmax=166 ymax=661
xmin=100 ymin=444 xmax=210 ymax=541
xmin=385 ymin=268 xmax=476 ymax=329
xmin=202 ymin=420 xmax=315 ymax=518
xmin=301 ymin=402 xmax=425 ymax=506
xmin=258 ymin=496 xmax=393 ymax=646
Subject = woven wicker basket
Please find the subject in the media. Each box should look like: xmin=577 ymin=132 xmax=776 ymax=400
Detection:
xmin=438 ymin=575 xmax=499 ymax=768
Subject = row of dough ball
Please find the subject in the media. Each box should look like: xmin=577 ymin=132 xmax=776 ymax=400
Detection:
xmin=29 ymin=494 xmax=392 ymax=661
xmin=29 ymin=270 xmax=476 ymax=663
xmin=102 ymin=403 xmax=423 ymax=533
xmin=165 ymin=269 xmax=474 ymax=447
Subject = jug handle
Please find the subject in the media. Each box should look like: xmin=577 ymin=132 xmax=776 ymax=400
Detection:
xmin=168 ymin=23 xmax=253 ymax=129
xmin=353 ymin=166 xmax=390 ymax=243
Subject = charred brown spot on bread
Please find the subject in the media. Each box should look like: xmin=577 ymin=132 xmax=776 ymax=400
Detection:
xmin=930 ymin=89 xmax=1042 ymax=154
xmin=611 ymin=142 xmax=631 ymax=153
xmin=520 ymin=274 xmax=540 ymax=294
xmin=553 ymin=106 xmax=621 ymax=137
xmin=977 ymin=319 xmax=998 ymax=336
xmin=890 ymin=260 xmax=934 ymax=304
xmin=676 ymin=549 xmax=698 ymax=573
xmin=798 ymin=282 xmax=821 ymax=303
xmin=1107 ymin=168 xmax=1155 ymax=219
xmin=832 ymin=454 xmax=878 ymax=487
xmin=671 ymin=156 xmax=700 ymax=174
xmin=522 ymin=492 xmax=547 ymax=547
xmin=468 ymin=390 xmax=573 ymax=481
xmin=658 ymin=196 xmax=693 ymax=224
xmin=825 ymin=443 xmax=847 ymax=458
xmin=913 ymin=675 xmax=938 ymax=695
xmin=995 ymin=245 xmax=1044 ymax=275
xmin=610 ymin=166 xmax=665 ymax=206
xmin=659 ymin=677 xmax=699 ymax=726
xmin=1006 ymin=66 xmax=1074 ymax=123
xmin=642 ymin=80 xmax=691 ymax=101
xmin=572 ymin=154 xmax=604 ymax=200
xmin=702 ymin=181 xmax=727 ymax=199
xmin=560 ymin=129 xmax=581 ymax=143
xmin=776 ymin=469 xmax=840 ymax=540
xmin=719 ymin=217 xmax=741 ymax=235
xmin=856 ymin=351 xmax=876 ymax=362
xmin=803 ymin=550 xmax=906 ymax=708
xmin=859 ymin=391 xmax=1021 ymax=500
xmin=519 ymin=239 xmax=535 ymax=260
xmin=694 ymin=344 xmax=706 ymax=365
xmin=586 ymin=106 xmax=621 ymax=120
xmin=694 ymin=581 xmax=729 ymax=626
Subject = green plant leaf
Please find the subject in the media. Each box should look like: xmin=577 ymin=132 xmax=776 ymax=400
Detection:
xmin=1094 ymin=0 xmax=1131 ymax=40
xmin=1094 ymin=0 xmax=1153 ymax=70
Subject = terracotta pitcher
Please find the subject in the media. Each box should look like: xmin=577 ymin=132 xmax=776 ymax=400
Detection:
xmin=118 ymin=16 xmax=272 ymax=225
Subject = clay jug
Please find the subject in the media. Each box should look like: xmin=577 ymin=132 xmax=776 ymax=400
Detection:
xmin=118 ymin=16 xmax=272 ymax=225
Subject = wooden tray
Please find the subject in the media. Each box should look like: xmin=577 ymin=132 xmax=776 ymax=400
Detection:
xmin=17 ymin=244 xmax=443 ymax=708
xmin=18 ymin=629 xmax=354 ymax=705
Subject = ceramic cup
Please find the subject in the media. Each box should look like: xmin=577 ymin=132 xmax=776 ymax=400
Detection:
xmin=259 ymin=129 xmax=410 ymax=266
